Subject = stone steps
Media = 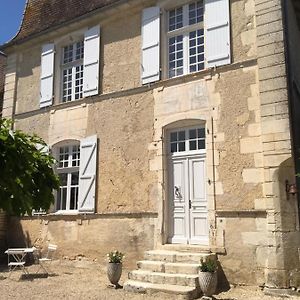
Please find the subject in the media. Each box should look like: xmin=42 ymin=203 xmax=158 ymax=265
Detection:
xmin=124 ymin=279 xmax=200 ymax=300
xmin=124 ymin=249 xmax=217 ymax=299
xmin=129 ymin=269 xmax=199 ymax=287
xmin=144 ymin=250 xmax=215 ymax=263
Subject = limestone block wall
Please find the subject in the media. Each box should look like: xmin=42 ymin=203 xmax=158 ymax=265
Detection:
xmin=7 ymin=214 xmax=156 ymax=269
xmin=255 ymin=0 xmax=300 ymax=289
xmin=15 ymin=90 xmax=157 ymax=214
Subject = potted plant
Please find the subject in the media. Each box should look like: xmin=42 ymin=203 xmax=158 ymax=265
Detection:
xmin=198 ymin=258 xmax=218 ymax=297
xmin=106 ymin=250 xmax=124 ymax=288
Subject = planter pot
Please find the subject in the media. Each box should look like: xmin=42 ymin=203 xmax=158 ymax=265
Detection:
xmin=107 ymin=262 xmax=122 ymax=287
xmin=198 ymin=271 xmax=218 ymax=297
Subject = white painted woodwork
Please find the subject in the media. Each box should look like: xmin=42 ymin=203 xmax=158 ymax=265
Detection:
xmin=83 ymin=25 xmax=100 ymax=97
xmin=168 ymin=154 xmax=208 ymax=245
xmin=40 ymin=44 xmax=55 ymax=108
xmin=205 ymin=0 xmax=231 ymax=68
xmin=189 ymin=156 xmax=208 ymax=245
xmin=141 ymin=7 xmax=160 ymax=84
xmin=78 ymin=135 xmax=97 ymax=213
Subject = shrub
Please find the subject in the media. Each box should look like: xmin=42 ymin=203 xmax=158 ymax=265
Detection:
xmin=200 ymin=258 xmax=217 ymax=272
xmin=107 ymin=250 xmax=124 ymax=263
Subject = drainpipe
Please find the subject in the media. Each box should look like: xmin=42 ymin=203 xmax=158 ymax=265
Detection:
xmin=211 ymin=117 xmax=217 ymax=229
xmin=281 ymin=0 xmax=300 ymax=225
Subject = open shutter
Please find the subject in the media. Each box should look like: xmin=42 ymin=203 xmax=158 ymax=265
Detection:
xmin=40 ymin=44 xmax=55 ymax=108
xmin=205 ymin=0 xmax=231 ymax=68
xmin=78 ymin=135 xmax=97 ymax=213
xmin=83 ymin=25 xmax=100 ymax=97
xmin=141 ymin=7 xmax=160 ymax=84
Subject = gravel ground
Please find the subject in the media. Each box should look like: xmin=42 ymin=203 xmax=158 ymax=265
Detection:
xmin=0 ymin=260 xmax=297 ymax=300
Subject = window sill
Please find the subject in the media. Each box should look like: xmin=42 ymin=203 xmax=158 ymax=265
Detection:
xmin=50 ymin=210 xmax=79 ymax=216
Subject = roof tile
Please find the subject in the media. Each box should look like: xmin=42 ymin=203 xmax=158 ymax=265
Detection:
xmin=12 ymin=0 xmax=121 ymax=44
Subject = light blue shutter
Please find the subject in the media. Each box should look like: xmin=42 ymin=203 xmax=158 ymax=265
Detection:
xmin=78 ymin=135 xmax=97 ymax=213
xmin=205 ymin=0 xmax=231 ymax=68
xmin=141 ymin=7 xmax=160 ymax=84
xmin=83 ymin=26 xmax=100 ymax=97
xmin=40 ymin=44 xmax=55 ymax=108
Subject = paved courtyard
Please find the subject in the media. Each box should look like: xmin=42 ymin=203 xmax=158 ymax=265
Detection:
xmin=0 ymin=260 xmax=297 ymax=300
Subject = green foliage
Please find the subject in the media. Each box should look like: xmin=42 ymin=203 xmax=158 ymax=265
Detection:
xmin=107 ymin=250 xmax=125 ymax=263
xmin=0 ymin=119 xmax=60 ymax=216
xmin=200 ymin=258 xmax=217 ymax=272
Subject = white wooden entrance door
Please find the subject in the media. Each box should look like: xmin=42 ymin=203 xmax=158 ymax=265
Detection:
xmin=168 ymin=127 xmax=208 ymax=245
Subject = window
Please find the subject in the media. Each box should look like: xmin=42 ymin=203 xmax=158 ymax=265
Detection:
xmin=61 ymin=41 xmax=84 ymax=102
xmin=53 ymin=135 xmax=97 ymax=213
xmin=167 ymin=1 xmax=205 ymax=78
xmin=56 ymin=144 xmax=80 ymax=211
xmin=170 ymin=126 xmax=205 ymax=154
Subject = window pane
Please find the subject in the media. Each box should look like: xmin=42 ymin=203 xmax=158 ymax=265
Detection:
xmin=63 ymin=44 xmax=73 ymax=64
xmin=75 ymin=41 xmax=84 ymax=60
xmin=190 ymin=140 xmax=197 ymax=150
xmin=189 ymin=1 xmax=204 ymax=26
xmin=171 ymin=132 xmax=177 ymax=142
xmin=171 ymin=143 xmax=177 ymax=153
xmin=178 ymin=142 xmax=185 ymax=152
xmin=59 ymin=173 xmax=68 ymax=186
xmin=57 ymin=187 xmax=67 ymax=210
xmin=198 ymin=128 xmax=205 ymax=138
xmin=198 ymin=139 xmax=205 ymax=149
xmin=189 ymin=29 xmax=205 ymax=73
xmin=62 ymin=67 xmax=73 ymax=102
xmin=70 ymin=187 xmax=78 ymax=210
xmin=71 ymin=172 xmax=79 ymax=185
xmin=168 ymin=35 xmax=184 ymax=78
xmin=178 ymin=131 xmax=185 ymax=141
xmin=74 ymin=65 xmax=83 ymax=100
xmin=189 ymin=129 xmax=197 ymax=139
xmin=169 ymin=6 xmax=183 ymax=31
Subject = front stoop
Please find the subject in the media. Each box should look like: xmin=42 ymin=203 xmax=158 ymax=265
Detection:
xmin=123 ymin=250 xmax=217 ymax=300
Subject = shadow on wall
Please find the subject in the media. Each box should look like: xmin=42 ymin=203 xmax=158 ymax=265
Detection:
xmin=269 ymin=157 xmax=300 ymax=288
xmin=6 ymin=216 xmax=32 ymax=249
xmin=216 ymin=261 xmax=231 ymax=294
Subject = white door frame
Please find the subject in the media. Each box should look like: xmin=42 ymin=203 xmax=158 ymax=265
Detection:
xmin=166 ymin=126 xmax=208 ymax=245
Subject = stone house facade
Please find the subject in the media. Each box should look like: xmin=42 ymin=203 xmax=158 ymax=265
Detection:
xmin=1 ymin=0 xmax=300 ymax=293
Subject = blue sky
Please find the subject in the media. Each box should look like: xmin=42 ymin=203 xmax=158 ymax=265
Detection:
xmin=0 ymin=1 xmax=27 ymax=45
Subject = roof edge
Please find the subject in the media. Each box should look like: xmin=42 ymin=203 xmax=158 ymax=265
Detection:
xmin=0 ymin=0 xmax=126 ymax=51
xmin=0 ymin=0 xmax=29 ymax=50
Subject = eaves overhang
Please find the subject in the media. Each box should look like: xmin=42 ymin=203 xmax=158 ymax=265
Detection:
xmin=0 ymin=0 xmax=132 ymax=51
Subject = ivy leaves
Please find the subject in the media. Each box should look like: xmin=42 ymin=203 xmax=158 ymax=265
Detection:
xmin=0 ymin=119 xmax=60 ymax=216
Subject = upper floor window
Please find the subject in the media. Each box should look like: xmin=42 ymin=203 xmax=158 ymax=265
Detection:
xmin=40 ymin=25 xmax=100 ymax=109
xmin=167 ymin=1 xmax=204 ymax=78
xmin=141 ymin=1 xmax=231 ymax=84
xmin=61 ymin=41 xmax=84 ymax=102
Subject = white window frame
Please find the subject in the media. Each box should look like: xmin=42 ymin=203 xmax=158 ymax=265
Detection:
xmin=168 ymin=125 xmax=206 ymax=157
xmin=61 ymin=40 xmax=84 ymax=103
xmin=55 ymin=142 xmax=80 ymax=213
xmin=165 ymin=0 xmax=205 ymax=79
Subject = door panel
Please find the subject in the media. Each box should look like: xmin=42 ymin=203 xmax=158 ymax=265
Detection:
xmin=189 ymin=157 xmax=208 ymax=245
xmin=168 ymin=159 xmax=188 ymax=244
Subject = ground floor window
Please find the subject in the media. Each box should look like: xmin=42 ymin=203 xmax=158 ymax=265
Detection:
xmin=56 ymin=144 xmax=80 ymax=211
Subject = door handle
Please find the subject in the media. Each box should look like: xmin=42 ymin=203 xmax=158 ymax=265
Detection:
xmin=189 ymin=200 xmax=192 ymax=209
xmin=174 ymin=186 xmax=182 ymax=199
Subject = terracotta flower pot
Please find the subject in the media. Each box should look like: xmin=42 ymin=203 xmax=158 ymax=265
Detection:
xmin=198 ymin=271 xmax=218 ymax=297
xmin=107 ymin=262 xmax=122 ymax=286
